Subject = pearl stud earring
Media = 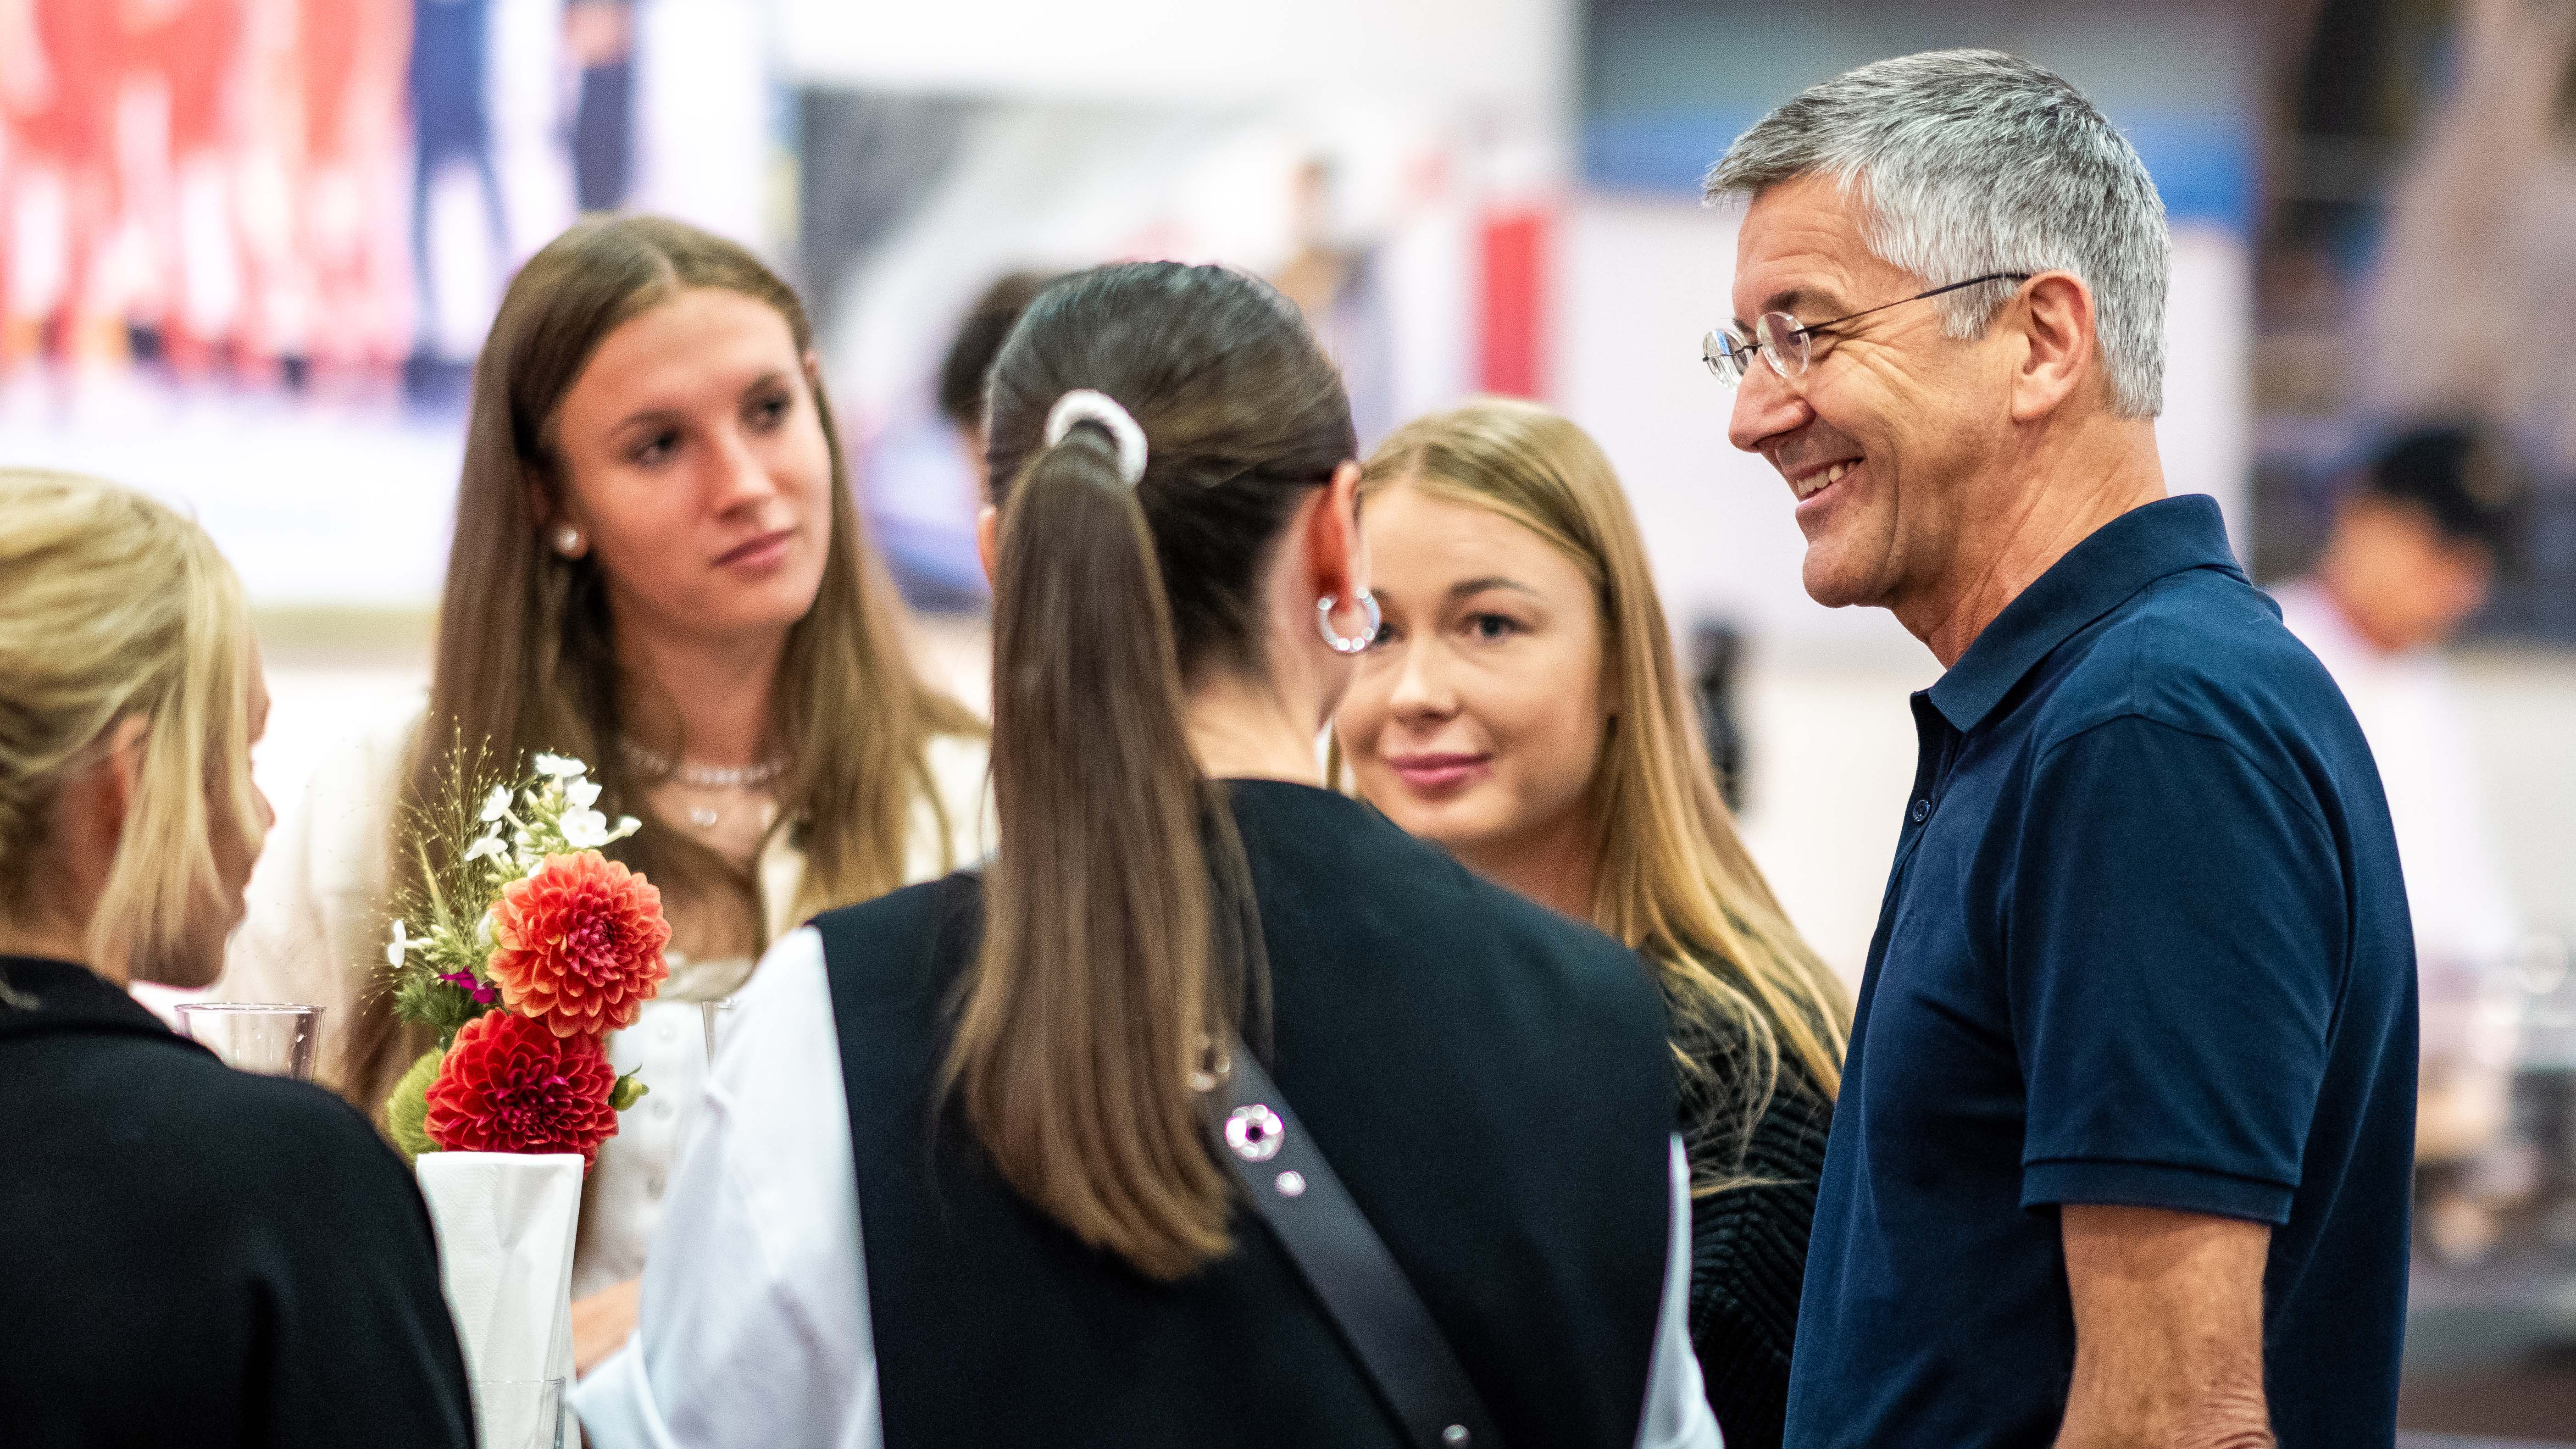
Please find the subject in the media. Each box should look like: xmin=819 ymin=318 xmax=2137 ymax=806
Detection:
xmin=553 ymin=523 xmax=584 ymax=557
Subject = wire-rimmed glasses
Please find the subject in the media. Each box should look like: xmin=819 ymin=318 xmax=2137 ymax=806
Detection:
xmin=1701 ymin=272 xmax=2033 ymax=386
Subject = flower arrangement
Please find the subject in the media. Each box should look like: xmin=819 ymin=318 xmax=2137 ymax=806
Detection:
xmin=383 ymin=749 xmax=670 ymax=1170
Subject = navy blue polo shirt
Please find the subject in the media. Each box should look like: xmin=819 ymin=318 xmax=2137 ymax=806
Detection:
xmin=1783 ymin=496 xmax=2417 ymax=1449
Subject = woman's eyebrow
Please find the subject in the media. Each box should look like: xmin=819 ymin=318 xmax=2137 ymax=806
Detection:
xmin=1447 ymin=576 xmax=1541 ymax=601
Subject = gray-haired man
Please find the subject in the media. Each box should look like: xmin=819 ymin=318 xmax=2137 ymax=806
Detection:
xmin=1705 ymin=51 xmax=2416 ymax=1448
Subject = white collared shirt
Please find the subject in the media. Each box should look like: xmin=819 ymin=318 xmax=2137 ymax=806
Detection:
xmin=574 ymin=927 xmax=1723 ymax=1449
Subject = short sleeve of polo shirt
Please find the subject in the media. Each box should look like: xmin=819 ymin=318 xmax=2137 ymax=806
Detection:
xmin=2009 ymin=711 xmax=2344 ymax=1224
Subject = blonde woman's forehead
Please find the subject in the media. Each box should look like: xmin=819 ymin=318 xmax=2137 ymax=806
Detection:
xmin=1363 ymin=483 xmax=1597 ymax=610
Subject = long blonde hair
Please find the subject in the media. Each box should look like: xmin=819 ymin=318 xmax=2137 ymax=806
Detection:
xmin=344 ymin=216 xmax=981 ymax=1117
xmin=1357 ymin=399 xmax=1850 ymax=1187
xmin=0 ymin=470 xmax=264 ymax=986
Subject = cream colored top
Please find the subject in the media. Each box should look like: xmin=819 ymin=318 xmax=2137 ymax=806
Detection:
xmin=217 ymin=701 xmax=994 ymax=1297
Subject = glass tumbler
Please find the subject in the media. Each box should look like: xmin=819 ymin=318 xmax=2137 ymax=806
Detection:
xmin=700 ymin=997 xmax=738 ymax=1061
xmin=174 ymin=1003 xmax=322 ymax=1080
xmin=472 ymin=1377 xmax=566 ymax=1449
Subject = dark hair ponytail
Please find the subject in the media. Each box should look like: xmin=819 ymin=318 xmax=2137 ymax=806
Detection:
xmin=945 ymin=263 xmax=1355 ymax=1281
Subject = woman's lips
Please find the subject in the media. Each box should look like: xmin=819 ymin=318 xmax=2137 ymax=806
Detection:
xmin=1386 ymin=753 xmax=1491 ymax=794
xmin=716 ymin=528 xmax=794 ymax=572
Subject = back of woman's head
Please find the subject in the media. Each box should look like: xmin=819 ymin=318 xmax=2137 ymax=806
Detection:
xmin=0 ymin=471 xmax=261 ymax=984
xmin=1360 ymin=399 xmax=1849 ymax=1181
xmin=957 ymin=262 xmax=1355 ymax=1281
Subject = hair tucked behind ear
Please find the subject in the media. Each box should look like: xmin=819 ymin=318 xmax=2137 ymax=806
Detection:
xmin=947 ymin=262 xmax=1355 ymax=1281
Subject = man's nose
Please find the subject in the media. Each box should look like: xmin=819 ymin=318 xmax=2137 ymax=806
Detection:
xmin=1727 ymin=361 xmax=1812 ymax=455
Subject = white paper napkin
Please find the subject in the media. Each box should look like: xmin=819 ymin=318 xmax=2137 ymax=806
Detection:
xmin=417 ymin=1152 xmax=583 ymax=1446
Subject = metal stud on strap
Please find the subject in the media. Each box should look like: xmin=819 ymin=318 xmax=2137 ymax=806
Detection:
xmin=1225 ymin=1103 xmax=1284 ymax=1162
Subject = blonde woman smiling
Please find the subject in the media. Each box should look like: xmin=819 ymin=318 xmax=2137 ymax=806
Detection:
xmin=1335 ymin=398 xmax=1850 ymax=1449
xmin=219 ymin=216 xmax=989 ymax=1369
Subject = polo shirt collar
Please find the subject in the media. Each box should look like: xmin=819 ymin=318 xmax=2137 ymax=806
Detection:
xmin=1926 ymin=494 xmax=2244 ymax=733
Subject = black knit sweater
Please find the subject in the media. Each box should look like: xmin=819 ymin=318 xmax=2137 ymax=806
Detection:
xmin=1677 ymin=1026 xmax=1833 ymax=1449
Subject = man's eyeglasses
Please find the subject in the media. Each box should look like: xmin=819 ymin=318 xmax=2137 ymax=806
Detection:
xmin=1701 ymin=272 xmax=2032 ymax=387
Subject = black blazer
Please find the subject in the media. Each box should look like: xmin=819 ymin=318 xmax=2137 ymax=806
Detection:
xmin=0 ymin=956 xmax=474 ymax=1449
xmin=819 ymin=780 xmax=1678 ymax=1449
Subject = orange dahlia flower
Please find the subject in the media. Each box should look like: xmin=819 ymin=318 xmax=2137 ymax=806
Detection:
xmin=424 ymin=1010 xmax=621 ymax=1168
xmin=485 ymin=851 xmax=670 ymax=1038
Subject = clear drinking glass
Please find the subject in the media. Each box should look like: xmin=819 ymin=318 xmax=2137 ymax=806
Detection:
xmin=700 ymin=997 xmax=738 ymax=1061
xmin=472 ymin=1377 xmax=566 ymax=1449
xmin=173 ymin=1003 xmax=322 ymax=1080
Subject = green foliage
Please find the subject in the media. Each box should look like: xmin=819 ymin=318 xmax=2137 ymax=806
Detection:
xmin=385 ymin=1046 xmax=446 ymax=1164
xmin=392 ymin=973 xmax=492 ymax=1046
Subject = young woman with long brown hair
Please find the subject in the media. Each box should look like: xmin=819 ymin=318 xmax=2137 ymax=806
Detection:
xmin=572 ymin=263 xmax=1718 ymax=1449
xmin=217 ymin=216 xmax=988 ymax=1366
xmin=0 ymin=470 xmax=472 ymax=1447
xmin=1333 ymin=397 xmax=1852 ymax=1449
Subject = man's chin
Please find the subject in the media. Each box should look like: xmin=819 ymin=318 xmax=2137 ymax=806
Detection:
xmin=1800 ymin=552 xmax=1879 ymax=610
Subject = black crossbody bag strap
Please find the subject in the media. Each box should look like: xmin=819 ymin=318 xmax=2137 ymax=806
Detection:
xmin=1213 ymin=1041 xmax=1506 ymax=1449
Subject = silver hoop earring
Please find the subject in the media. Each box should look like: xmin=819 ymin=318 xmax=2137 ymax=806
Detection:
xmin=1316 ymin=591 xmax=1380 ymax=655
xmin=552 ymin=523 xmax=583 ymax=557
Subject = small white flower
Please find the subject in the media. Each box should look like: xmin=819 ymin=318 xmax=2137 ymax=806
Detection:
xmin=533 ymin=753 xmax=587 ymax=779
xmin=385 ymin=919 xmax=412 ymax=968
xmin=474 ymin=910 xmax=495 ymax=950
xmin=561 ymin=807 xmax=611 ymax=849
xmin=565 ymin=777 xmax=603 ymax=809
xmin=478 ymin=785 xmax=512 ymax=822
xmin=610 ymin=815 xmax=642 ymax=842
xmin=464 ymin=833 xmax=508 ymax=865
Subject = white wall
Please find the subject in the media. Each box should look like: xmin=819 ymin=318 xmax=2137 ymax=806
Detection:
xmin=774 ymin=0 xmax=1577 ymax=119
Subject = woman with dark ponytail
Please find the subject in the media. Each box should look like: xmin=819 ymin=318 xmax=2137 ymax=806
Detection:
xmin=574 ymin=263 xmax=1718 ymax=1449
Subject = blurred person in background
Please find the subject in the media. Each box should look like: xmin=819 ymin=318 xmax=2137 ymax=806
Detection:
xmin=119 ymin=0 xmax=249 ymax=378
xmin=1335 ymin=396 xmax=1850 ymax=1449
xmin=1710 ymin=51 xmax=2416 ymax=1448
xmin=935 ymin=270 xmax=1056 ymax=500
xmin=2273 ymin=423 xmax=2532 ymax=1262
xmin=409 ymin=0 xmax=508 ymax=365
xmin=217 ymin=215 xmax=990 ymax=1374
xmin=575 ymin=262 xmax=1717 ymax=1449
xmin=0 ymin=470 xmax=472 ymax=1448
xmin=564 ymin=0 xmax=638 ymax=213
xmin=1 ymin=0 xmax=119 ymax=368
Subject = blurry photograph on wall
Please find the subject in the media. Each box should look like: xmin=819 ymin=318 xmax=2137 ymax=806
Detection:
xmin=0 ymin=0 xmax=766 ymax=610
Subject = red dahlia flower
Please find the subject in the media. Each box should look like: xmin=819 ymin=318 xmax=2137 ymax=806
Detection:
xmin=486 ymin=851 xmax=670 ymax=1038
xmin=423 ymin=1010 xmax=621 ymax=1168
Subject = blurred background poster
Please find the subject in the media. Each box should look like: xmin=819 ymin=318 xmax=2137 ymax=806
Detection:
xmin=3 ymin=1 xmax=2572 ymax=1433
xmin=0 ymin=0 xmax=768 ymax=605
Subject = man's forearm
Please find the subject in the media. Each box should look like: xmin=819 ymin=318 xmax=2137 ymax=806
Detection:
xmin=2055 ymin=1204 xmax=2275 ymax=1449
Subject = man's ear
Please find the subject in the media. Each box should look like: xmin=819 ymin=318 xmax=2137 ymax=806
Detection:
xmin=976 ymin=505 xmax=1001 ymax=589
xmin=2008 ymin=271 xmax=2097 ymax=422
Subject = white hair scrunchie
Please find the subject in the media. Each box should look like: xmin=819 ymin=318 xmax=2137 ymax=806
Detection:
xmin=1044 ymin=389 xmax=1149 ymax=486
